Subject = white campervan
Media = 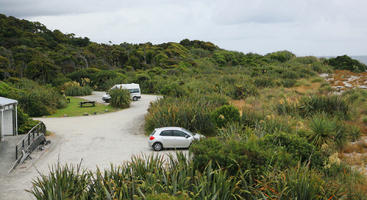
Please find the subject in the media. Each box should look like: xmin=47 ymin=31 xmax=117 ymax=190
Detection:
xmin=102 ymin=83 xmax=141 ymax=102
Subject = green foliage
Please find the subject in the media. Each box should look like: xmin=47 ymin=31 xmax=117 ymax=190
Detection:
xmin=281 ymin=78 xmax=297 ymax=88
xmin=0 ymin=79 xmax=66 ymax=117
xmin=240 ymin=108 xmax=265 ymax=128
xmin=254 ymin=76 xmax=275 ymax=88
xmin=259 ymin=165 xmax=326 ymax=200
xmin=17 ymin=107 xmax=39 ymax=134
xmin=63 ymin=81 xmax=92 ymax=96
xmin=298 ymin=95 xmax=350 ymax=119
xmin=277 ymin=95 xmax=350 ymax=119
xmin=306 ymin=113 xmax=351 ymax=150
xmin=160 ymin=82 xmax=187 ymax=97
xmin=232 ymin=83 xmax=258 ymax=99
xmin=29 ymin=153 xmax=245 ymax=200
xmin=266 ymin=50 xmax=295 ymax=62
xmin=145 ymin=95 xmax=227 ymax=136
xmin=211 ymin=105 xmax=240 ymax=128
xmin=109 ymin=88 xmax=131 ymax=108
xmin=27 ymin=163 xmax=91 ymax=199
xmin=190 ymin=136 xmax=272 ymax=176
xmin=261 ymin=132 xmax=324 ymax=168
xmin=327 ymin=55 xmax=366 ymax=72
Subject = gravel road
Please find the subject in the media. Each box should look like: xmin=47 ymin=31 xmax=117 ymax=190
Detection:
xmin=0 ymin=94 xmax=181 ymax=200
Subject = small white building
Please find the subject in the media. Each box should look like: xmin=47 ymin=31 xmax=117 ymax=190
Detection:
xmin=0 ymin=97 xmax=18 ymax=142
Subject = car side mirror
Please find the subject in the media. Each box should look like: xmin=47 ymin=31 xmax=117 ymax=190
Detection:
xmin=185 ymin=135 xmax=190 ymax=138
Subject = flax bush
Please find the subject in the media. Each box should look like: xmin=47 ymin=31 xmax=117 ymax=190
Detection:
xmin=109 ymin=88 xmax=131 ymax=108
xmin=29 ymin=153 xmax=367 ymax=200
xmin=29 ymin=153 xmax=247 ymax=200
xmin=298 ymin=95 xmax=350 ymax=119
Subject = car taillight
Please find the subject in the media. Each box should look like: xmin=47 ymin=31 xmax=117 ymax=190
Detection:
xmin=149 ymin=136 xmax=155 ymax=140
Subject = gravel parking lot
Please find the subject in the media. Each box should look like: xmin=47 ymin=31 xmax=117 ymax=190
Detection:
xmin=0 ymin=94 xmax=183 ymax=200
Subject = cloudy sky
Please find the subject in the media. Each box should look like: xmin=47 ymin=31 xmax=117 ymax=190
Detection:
xmin=1 ymin=0 xmax=366 ymax=56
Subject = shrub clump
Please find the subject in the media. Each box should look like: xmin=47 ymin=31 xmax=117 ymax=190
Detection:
xmin=327 ymin=55 xmax=366 ymax=72
xmin=145 ymin=95 xmax=226 ymax=136
xmin=63 ymin=81 xmax=92 ymax=96
xmin=190 ymin=137 xmax=271 ymax=176
xmin=0 ymin=79 xmax=67 ymax=117
xmin=109 ymin=88 xmax=131 ymax=108
xmin=211 ymin=105 xmax=240 ymax=128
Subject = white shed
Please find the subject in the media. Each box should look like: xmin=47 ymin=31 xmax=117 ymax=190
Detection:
xmin=0 ymin=97 xmax=18 ymax=142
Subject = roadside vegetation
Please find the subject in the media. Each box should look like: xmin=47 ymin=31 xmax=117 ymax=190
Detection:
xmin=109 ymin=88 xmax=131 ymax=108
xmin=1 ymin=14 xmax=367 ymax=199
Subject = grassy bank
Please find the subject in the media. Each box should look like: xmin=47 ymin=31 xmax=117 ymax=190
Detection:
xmin=47 ymin=97 xmax=119 ymax=117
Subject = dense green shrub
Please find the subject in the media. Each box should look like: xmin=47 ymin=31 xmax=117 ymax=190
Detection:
xmin=145 ymin=96 xmax=221 ymax=136
xmin=266 ymin=50 xmax=295 ymax=62
xmin=109 ymin=88 xmax=131 ymax=108
xmin=261 ymin=132 xmax=324 ymax=168
xmin=327 ymin=55 xmax=366 ymax=72
xmin=211 ymin=105 xmax=240 ymax=128
xmin=0 ymin=79 xmax=67 ymax=117
xmin=160 ymin=82 xmax=187 ymax=97
xmin=190 ymin=137 xmax=271 ymax=176
xmin=17 ymin=107 xmax=39 ymax=134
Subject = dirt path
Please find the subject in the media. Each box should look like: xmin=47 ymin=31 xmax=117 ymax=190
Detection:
xmin=0 ymin=94 xmax=179 ymax=200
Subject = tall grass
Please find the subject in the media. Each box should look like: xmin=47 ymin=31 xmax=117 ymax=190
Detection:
xmin=145 ymin=95 xmax=226 ymax=136
xmin=298 ymin=95 xmax=350 ymax=119
xmin=65 ymin=85 xmax=92 ymax=96
xmin=276 ymin=95 xmax=350 ymax=119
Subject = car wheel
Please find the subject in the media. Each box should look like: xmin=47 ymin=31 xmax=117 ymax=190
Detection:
xmin=132 ymin=96 xmax=138 ymax=101
xmin=153 ymin=142 xmax=163 ymax=151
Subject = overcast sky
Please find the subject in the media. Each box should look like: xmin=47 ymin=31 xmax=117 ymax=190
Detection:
xmin=1 ymin=0 xmax=366 ymax=56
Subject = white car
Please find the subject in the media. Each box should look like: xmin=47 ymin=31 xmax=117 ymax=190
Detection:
xmin=148 ymin=127 xmax=205 ymax=151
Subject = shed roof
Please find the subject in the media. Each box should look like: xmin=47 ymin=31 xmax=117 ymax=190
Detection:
xmin=0 ymin=97 xmax=18 ymax=106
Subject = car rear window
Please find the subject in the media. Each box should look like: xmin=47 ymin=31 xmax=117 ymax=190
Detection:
xmin=150 ymin=130 xmax=156 ymax=136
